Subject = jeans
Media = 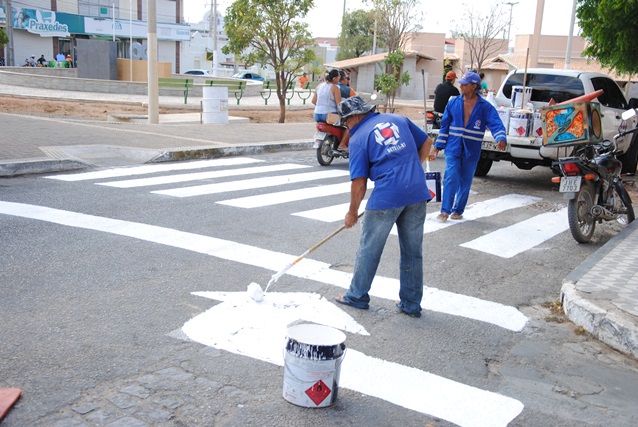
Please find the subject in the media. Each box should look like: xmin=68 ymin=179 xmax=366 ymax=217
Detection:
xmin=441 ymin=154 xmax=479 ymax=216
xmin=343 ymin=201 xmax=427 ymax=314
xmin=314 ymin=113 xmax=328 ymax=122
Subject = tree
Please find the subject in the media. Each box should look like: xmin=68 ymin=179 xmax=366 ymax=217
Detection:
xmin=374 ymin=50 xmax=410 ymax=111
xmin=223 ymin=0 xmax=316 ymax=123
xmin=0 ymin=28 xmax=8 ymax=47
xmin=336 ymin=9 xmax=376 ymax=61
xmin=451 ymin=2 xmax=508 ymax=71
xmin=577 ymin=0 xmax=638 ymax=76
xmin=368 ymin=0 xmax=422 ymax=53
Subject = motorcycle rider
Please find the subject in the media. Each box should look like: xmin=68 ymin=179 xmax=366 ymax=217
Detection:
xmin=336 ymin=70 xmax=356 ymax=151
xmin=312 ymin=69 xmax=342 ymax=123
xmin=433 ymin=71 xmax=460 ymax=114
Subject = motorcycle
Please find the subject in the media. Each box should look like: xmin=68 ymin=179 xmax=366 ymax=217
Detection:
xmin=552 ymin=108 xmax=638 ymax=243
xmin=425 ymin=110 xmax=443 ymax=130
xmin=314 ymin=121 xmax=349 ymax=166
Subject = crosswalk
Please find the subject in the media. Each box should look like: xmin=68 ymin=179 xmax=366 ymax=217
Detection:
xmin=44 ymin=156 xmax=570 ymax=258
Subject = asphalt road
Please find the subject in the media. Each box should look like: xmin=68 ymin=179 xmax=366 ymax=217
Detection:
xmin=2 ymin=146 xmax=638 ymax=426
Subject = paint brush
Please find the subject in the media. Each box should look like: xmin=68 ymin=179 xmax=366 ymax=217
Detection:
xmin=248 ymin=212 xmax=364 ymax=302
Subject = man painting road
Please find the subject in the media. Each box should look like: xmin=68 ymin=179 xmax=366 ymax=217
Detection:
xmin=333 ymin=96 xmax=433 ymax=318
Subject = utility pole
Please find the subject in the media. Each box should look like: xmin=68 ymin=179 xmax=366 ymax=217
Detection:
xmin=565 ymin=0 xmax=577 ymax=70
xmin=147 ymin=0 xmax=159 ymax=124
xmin=505 ymin=1 xmax=519 ymax=51
xmin=213 ymin=0 xmax=218 ymax=76
xmin=529 ymin=0 xmax=545 ymax=68
xmin=6 ymin=0 xmax=15 ymax=66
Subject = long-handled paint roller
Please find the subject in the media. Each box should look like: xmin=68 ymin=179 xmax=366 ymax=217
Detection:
xmin=248 ymin=212 xmax=364 ymax=302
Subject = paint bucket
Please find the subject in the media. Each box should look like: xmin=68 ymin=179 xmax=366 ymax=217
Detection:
xmin=283 ymin=324 xmax=346 ymax=408
xmin=201 ymin=86 xmax=229 ymax=124
xmin=530 ymin=112 xmax=543 ymax=138
xmin=508 ymin=110 xmax=532 ymax=137
xmin=511 ymin=86 xmax=533 ymax=109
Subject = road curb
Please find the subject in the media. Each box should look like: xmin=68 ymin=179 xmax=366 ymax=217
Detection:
xmin=0 ymin=159 xmax=88 ymax=177
xmin=561 ymin=220 xmax=638 ymax=359
xmin=561 ymin=282 xmax=638 ymax=359
xmin=0 ymin=142 xmax=313 ymax=177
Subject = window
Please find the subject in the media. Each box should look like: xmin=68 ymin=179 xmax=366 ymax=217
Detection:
xmin=502 ymin=73 xmax=585 ymax=104
xmin=591 ymin=77 xmax=628 ymax=110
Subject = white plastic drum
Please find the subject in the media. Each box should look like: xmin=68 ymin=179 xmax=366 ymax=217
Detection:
xmin=202 ymin=86 xmax=229 ymax=124
xmin=283 ymin=324 xmax=346 ymax=408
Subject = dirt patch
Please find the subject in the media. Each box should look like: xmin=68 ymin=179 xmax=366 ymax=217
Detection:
xmin=0 ymin=95 xmax=426 ymax=124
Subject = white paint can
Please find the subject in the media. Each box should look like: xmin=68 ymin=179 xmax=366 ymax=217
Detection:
xmin=508 ymin=111 xmax=532 ymax=137
xmin=202 ymin=86 xmax=229 ymax=124
xmin=283 ymin=324 xmax=346 ymax=408
xmin=530 ymin=112 xmax=543 ymax=138
xmin=511 ymin=86 xmax=533 ymax=109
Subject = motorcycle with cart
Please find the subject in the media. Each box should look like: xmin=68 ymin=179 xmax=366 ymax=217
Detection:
xmin=552 ymin=108 xmax=638 ymax=243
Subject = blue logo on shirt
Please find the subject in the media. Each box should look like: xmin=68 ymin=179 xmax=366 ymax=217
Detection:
xmin=474 ymin=120 xmax=482 ymax=130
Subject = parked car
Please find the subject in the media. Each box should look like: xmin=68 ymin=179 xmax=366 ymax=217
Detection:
xmin=476 ymin=68 xmax=638 ymax=176
xmin=182 ymin=69 xmax=213 ymax=76
xmin=230 ymin=71 xmax=264 ymax=81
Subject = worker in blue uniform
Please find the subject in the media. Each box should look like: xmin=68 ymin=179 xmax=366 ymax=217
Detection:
xmin=428 ymin=71 xmax=507 ymax=222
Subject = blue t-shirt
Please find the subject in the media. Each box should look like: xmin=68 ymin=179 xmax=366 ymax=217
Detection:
xmin=349 ymin=112 xmax=430 ymax=210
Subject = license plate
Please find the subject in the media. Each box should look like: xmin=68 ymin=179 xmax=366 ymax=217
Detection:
xmin=426 ymin=124 xmax=433 ymax=133
xmin=482 ymin=140 xmax=505 ymax=151
xmin=559 ymin=176 xmax=581 ymax=192
xmin=313 ymin=131 xmax=327 ymax=140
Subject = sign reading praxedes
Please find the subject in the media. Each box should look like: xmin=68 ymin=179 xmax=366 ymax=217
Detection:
xmin=26 ymin=10 xmax=70 ymax=37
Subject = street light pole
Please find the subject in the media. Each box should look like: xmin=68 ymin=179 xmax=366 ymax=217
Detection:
xmin=505 ymin=1 xmax=519 ymax=50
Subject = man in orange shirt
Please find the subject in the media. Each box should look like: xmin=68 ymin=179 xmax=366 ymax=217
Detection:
xmin=298 ymin=72 xmax=309 ymax=88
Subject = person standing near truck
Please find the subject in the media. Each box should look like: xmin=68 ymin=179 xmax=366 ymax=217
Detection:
xmin=433 ymin=71 xmax=460 ymax=114
xmin=428 ymin=71 xmax=507 ymax=222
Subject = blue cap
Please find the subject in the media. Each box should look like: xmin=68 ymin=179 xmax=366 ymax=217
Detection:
xmin=457 ymin=71 xmax=481 ymax=85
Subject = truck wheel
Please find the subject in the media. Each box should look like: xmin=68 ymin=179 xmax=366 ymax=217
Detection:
xmin=619 ymin=132 xmax=638 ymax=175
xmin=474 ymin=157 xmax=493 ymax=177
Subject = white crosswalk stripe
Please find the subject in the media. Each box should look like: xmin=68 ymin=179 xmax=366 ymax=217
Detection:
xmin=151 ymin=169 xmax=350 ymax=197
xmin=44 ymin=157 xmax=263 ymax=181
xmin=460 ymin=209 xmax=569 ymax=258
xmin=41 ymin=158 xmax=569 ymax=258
xmin=97 ymin=163 xmax=310 ymax=188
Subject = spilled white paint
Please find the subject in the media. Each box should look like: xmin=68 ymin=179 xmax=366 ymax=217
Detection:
xmin=44 ymin=157 xmax=263 ymax=182
xmin=461 ymin=209 xmax=569 ymax=258
xmin=0 ymin=201 xmax=528 ymax=331
xmin=182 ymin=291 xmax=524 ymax=427
xmin=151 ymin=170 xmax=350 ymax=198
xmin=97 ymin=163 xmax=310 ymax=188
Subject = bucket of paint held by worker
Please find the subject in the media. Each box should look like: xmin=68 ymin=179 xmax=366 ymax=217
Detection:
xmin=283 ymin=324 xmax=346 ymax=408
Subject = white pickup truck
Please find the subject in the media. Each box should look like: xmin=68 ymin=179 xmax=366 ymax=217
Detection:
xmin=476 ymin=68 xmax=638 ymax=176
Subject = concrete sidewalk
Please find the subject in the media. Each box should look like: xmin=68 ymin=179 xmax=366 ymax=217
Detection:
xmin=0 ymin=81 xmax=637 ymax=360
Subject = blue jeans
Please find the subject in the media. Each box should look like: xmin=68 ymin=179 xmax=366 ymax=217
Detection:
xmin=441 ymin=154 xmax=479 ymax=216
xmin=343 ymin=201 xmax=427 ymax=314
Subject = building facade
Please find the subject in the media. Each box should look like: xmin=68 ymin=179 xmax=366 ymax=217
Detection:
xmin=1 ymin=0 xmax=188 ymax=72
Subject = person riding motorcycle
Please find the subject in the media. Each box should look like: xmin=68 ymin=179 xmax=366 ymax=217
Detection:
xmin=312 ymin=69 xmax=342 ymax=123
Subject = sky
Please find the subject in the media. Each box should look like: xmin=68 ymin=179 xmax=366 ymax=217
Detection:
xmin=183 ymin=0 xmax=581 ymax=39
